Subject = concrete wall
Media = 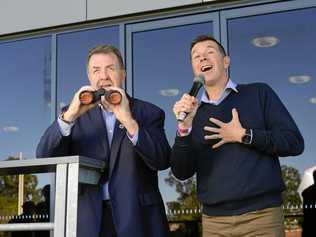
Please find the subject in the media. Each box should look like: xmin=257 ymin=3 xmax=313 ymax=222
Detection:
xmin=86 ymin=0 xmax=200 ymax=21
xmin=0 ymin=0 xmax=211 ymax=35
xmin=0 ymin=0 xmax=86 ymax=35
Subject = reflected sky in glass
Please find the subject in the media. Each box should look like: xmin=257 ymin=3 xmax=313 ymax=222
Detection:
xmin=228 ymin=7 xmax=316 ymax=175
xmin=133 ymin=22 xmax=214 ymax=144
xmin=132 ymin=22 xmax=214 ymax=204
xmin=0 ymin=37 xmax=51 ymax=161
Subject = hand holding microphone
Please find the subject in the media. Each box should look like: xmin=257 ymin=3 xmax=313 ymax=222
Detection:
xmin=176 ymin=75 xmax=205 ymax=122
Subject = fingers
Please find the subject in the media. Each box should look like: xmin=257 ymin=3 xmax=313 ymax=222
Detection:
xmin=232 ymin=108 xmax=239 ymax=121
xmin=72 ymin=85 xmax=96 ymax=106
xmin=100 ymin=96 xmax=111 ymax=110
xmin=173 ymin=94 xmax=198 ymax=116
xmin=105 ymin=86 xmax=127 ymax=104
xmin=204 ymin=126 xmax=220 ymax=133
xmin=77 ymin=85 xmax=95 ymax=94
xmin=209 ymin=117 xmax=225 ymax=127
xmin=100 ymin=87 xmax=133 ymax=125
xmin=204 ymin=118 xmax=225 ymax=149
xmin=68 ymin=86 xmax=98 ymax=117
xmin=212 ymin=140 xmax=226 ymax=149
xmin=105 ymin=86 xmax=125 ymax=95
xmin=204 ymin=110 xmax=242 ymax=148
xmin=204 ymin=134 xmax=222 ymax=140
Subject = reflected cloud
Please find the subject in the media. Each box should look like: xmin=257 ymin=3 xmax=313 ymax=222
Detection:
xmin=159 ymin=89 xmax=179 ymax=97
xmin=252 ymin=36 xmax=279 ymax=48
xmin=309 ymin=97 xmax=316 ymax=104
xmin=3 ymin=126 xmax=19 ymax=133
xmin=289 ymin=75 xmax=311 ymax=84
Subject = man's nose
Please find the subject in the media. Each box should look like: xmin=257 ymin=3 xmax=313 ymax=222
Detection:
xmin=200 ymin=56 xmax=207 ymax=62
xmin=100 ymin=69 xmax=109 ymax=79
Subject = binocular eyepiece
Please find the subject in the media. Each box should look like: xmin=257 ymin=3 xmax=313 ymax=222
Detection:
xmin=79 ymin=89 xmax=122 ymax=105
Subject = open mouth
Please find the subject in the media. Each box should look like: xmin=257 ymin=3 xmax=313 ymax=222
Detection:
xmin=201 ymin=65 xmax=213 ymax=72
xmin=99 ymin=83 xmax=112 ymax=88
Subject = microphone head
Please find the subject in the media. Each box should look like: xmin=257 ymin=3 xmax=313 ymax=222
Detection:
xmin=193 ymin=75 xmax=205 ymax=85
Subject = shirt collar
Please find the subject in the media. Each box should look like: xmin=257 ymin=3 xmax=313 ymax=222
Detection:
xmin=201 ymin=79 xmax=238 ymax=103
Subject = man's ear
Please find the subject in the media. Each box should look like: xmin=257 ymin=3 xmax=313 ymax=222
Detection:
xmin=223 ymin=56 xmax=230 ymax=69
xmin=120 ymin=69 xmax=126 ymax=87
xmin=121 ymin=69 xmax=126 ymax=81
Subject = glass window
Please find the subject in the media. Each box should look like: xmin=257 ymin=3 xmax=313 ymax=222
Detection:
xmin=227 ymin=7 xmax=316 ymax=181
xmin=226 ymin=6 xmax=316 ymax=233
xmin=0 ymin=36 xmax=51 ymax=226
xmin=0 ymin=37 xmax=51 ymax=161
xmin=130 ymin=21 xmax=215 ymax=230
xmin=133 ymin=22 xmax=214 ymax=145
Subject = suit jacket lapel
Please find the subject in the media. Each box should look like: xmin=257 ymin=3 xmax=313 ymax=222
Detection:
xmin=109 ymin=120 xmax=126 ymax=177
xmin=109 ymin=96 xmax=136 ymax=178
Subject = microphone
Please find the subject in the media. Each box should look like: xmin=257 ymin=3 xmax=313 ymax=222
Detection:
xmin=177 ymin=75 xmax=205 ymax=122
xmin=79 ymin=88 xmax=122 ymax=105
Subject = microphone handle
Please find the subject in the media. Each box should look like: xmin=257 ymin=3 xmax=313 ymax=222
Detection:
xmin=177 ymin=81 xmax=203 ymax=122
xmin=177 ymin=111 xmax=188 ymax=122
xmin=189 ymin=81 xmax=203 ymax=97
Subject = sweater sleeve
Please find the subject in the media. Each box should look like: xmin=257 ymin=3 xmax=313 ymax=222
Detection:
xmin=170 ymin=134 xmax=197 ymax=180
xmin=251 ymin=84 xmax=304 ymax=157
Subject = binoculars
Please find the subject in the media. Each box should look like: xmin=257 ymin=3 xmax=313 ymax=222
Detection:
xmin=79 ymin=89 xmax=122 ymax=105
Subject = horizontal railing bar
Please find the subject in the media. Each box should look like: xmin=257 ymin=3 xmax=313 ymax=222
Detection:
xmin=0 ymin=156 xmax=105 ymax=175
xmin=0 ymin=222 xmax=54 ymax=232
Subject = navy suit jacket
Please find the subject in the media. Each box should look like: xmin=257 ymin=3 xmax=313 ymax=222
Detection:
xmin=36 ymin=98 xmax=171 ymax=237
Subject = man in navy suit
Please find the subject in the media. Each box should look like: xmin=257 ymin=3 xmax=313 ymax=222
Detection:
xmin=36 ymin=45 xmax=171 ymax=237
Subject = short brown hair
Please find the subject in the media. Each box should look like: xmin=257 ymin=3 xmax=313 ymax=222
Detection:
xmin=190 ymin=35 xmax=226 ymax=57
xmin=87 ymin=44 xmax=124 ymax=69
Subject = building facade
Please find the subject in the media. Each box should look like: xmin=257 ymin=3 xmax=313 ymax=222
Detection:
xmin=0 ymin=0 xmax=315 ymax=235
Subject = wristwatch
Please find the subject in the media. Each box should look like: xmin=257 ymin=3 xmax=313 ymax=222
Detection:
xmin=242 ymin=128 xmax=253 ymax=145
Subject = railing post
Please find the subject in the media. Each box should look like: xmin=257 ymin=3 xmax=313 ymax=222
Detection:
xmin=54 ymin=163 xmax=68 ymax=237
xmin=66 ymin=163 xmax=79 ymax=237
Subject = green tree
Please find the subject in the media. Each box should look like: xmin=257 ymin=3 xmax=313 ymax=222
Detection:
xmin=281 ymin=165 xmax=302 ymax=209
xmin=281 ymin=165 xmax=302 ymax=230
xmin=0 ymin=156 xmax=42 ymax=225
xmin=165 ymin=170 xmax=201 ymax=221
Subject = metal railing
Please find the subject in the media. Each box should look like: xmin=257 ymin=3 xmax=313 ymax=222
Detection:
xmin=0 ymin=156 xmax=105 ymax=237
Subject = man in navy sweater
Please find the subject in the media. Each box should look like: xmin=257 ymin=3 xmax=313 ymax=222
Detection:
xmin=170 ymin=35 xmax=304 ymax=236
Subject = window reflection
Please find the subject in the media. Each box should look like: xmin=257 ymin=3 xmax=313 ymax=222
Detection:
xmin=227 ymin=7 xmax=316 ymax=235
xmin=0 ymin=37 xmax=51 ymax=161
xmin=132 ymin=22 xmax=214 ymax=236
xmin=0 ymin=37 xmax=51 ymax=232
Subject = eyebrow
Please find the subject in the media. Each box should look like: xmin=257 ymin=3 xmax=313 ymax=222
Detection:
xmin=91 ymin=64 xmax=116 ymax=69
xmin=191 ymin=45 xmax=217 ymax=55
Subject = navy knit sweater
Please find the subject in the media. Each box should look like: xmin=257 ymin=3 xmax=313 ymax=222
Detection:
xmin=170 ymin=83 xmax=304 ymax=216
